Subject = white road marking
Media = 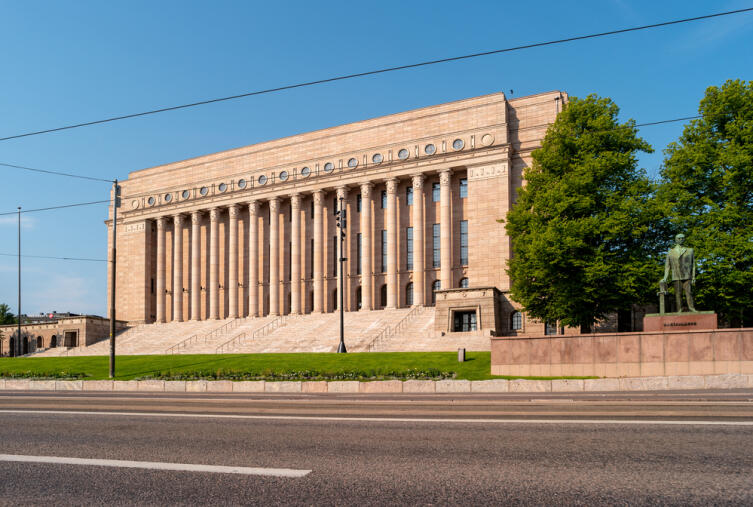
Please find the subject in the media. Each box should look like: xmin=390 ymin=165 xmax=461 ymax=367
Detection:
xmin=0 ymin=409 xmax=751 ymax=426
xmin=0 ymin=453 xmax=310 ymax=477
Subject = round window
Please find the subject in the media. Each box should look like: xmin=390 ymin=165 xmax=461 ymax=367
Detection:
xmin=323 ymin=162 xmax=334 ymax=172
xmin=238 ymin=179 xmax=246 ymax=189
xmin=424 ymin=143 xmax=436 ymax=155
xmin=372 ymin=153 xmax=383 ymax=164
xmin=131 ymin=200 xmax=139 ymax=209
xmin=347 ymin=158 xmax=358 ymax=168
xmin=452 ymin=138 xmax=465 ymax=150
xmin=258 ymin=175 xmax=267 ymax=185
xmin=398 ymin=148 xmax=409 ymax=160
xmin=200 ymin=186 xmax=209 ymax=196
xmin=147 ymin=196 xmax=156 ymax=206
xmin=301 ymin=166 xmax=311 ymax=177
xmin=181 ymin=190 xmax=190 ymax=199
xmin=218 ymin=183 xmax=227 ymax=192
xmin=164 ymin=193 xmax=172 ymax=202
xmin=279 ymin=171 xmax=289 ymax=181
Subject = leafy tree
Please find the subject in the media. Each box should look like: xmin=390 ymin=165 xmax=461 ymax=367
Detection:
xmin=0 ymin=303 xmax=16 ymax=325
xmin=505 ymin=94 xmax=665 ymax=330
xmin=659 ymin=79 xmax=753 ymax=327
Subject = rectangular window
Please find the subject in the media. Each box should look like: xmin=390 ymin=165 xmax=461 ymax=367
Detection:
xmin=357 ymin=233 xmax=362 ymax=275
xmin=406 ymin=227 xmax=413 ymax=271
xmin=460 ymin=220 xmax=468 ymax=265
xmin=333 ymin=198 xmax=338 ymax=215
xmin=460 ymin=178 xmax=468 ymax=198
xmin=545 ymin=321 xmax=559 ymax=336
xmin=357 ymin=194 xmax=362 ymax=212
xmin=406 ymin=187 xmax=413 ymax=206
xmin=433 ymin=224 xmax=440 ymax=268
xmin=432 ymin=182 xmax=440 ymax=202
xmin=381 ymin=190 xmax=387 ymax=209
xmin=289 ymin=204 xmax=292 ymax=222
xmin=310 ymin=238 xmax=314 ymax=278
xmin=310 ymin=200 xmax=314 ymax=219
xmin=381 ymin=229 xmax=387 ymax=272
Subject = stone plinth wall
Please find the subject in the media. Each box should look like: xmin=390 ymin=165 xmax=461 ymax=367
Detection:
xmin=491 ymin=328 xmax=753 ymax=377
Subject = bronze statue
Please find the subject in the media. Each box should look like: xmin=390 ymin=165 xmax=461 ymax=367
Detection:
xmin=661 ymin=233 xmax=697 ymax=313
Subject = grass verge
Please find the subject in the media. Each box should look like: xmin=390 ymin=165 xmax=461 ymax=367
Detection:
xmin=0 ymin=352 xmax=596 ymax=381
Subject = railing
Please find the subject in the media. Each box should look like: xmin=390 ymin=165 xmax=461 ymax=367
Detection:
xmin=165 ymin=318 xmax=241 ymax=354
xmin=252 ymin=315 xmax=289 ymax=339
xmin=366 ymin=305 xmax=424 ymax=352
xmin=215 ymin=332 xmax=246 ymax=354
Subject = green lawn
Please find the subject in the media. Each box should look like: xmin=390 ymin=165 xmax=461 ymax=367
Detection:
xmin=0 ymin=352 xmax=594 ymax=381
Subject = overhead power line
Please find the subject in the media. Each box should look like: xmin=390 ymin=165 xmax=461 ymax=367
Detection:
xmin=0 ymin=162 xmax=114 ymax=183
xmin=0 ymin=253 xmax=107 ymax=262
xmin=0 ymin=7 xmax=750 ymax=143
xmin=0 ymin=199 xmax=110 ymax=216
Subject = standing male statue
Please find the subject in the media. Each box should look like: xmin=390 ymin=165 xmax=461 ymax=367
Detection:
xmin=662 ymin=233 xmax=697 ymax=312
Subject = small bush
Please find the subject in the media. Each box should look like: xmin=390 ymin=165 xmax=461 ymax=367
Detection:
xmin=0 ymin=371 xmax=88 ymax=380
xmin=138 ymin=367 xmax=455 ymax=381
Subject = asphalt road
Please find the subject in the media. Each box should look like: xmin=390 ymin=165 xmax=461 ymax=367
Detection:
xmin=1 ymin=390 xmax=752 ymax=505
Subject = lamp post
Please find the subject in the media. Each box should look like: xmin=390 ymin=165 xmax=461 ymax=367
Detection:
xmin=17 ymin=206 xmax=21 ymax=358
xmin=109 ymin=180 xmax=120 ymax=378
xmin=335 ymin=197 xmax=347 ymax=353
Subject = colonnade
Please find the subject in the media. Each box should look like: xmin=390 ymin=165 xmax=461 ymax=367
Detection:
xmin=152 ymin=170 xmax=456 ymax=322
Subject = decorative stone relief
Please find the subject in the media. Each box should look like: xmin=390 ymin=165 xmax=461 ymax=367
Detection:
xmin=468 ymin=163 xmax=508 ymax=181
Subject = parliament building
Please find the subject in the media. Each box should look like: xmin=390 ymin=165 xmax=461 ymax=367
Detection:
xmin=106 ymin=90 xmax=567 ymax=346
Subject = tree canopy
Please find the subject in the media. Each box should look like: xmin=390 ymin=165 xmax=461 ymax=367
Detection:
xmin=659 ymin=79 xmax=753 ymax=326
xmin=0 ymin=304 xmax=16 ymax=325
xmin=505 ymin=94 xmax=664 ymax=329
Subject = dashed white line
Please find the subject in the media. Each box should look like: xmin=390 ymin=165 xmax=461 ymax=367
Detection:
xmin=0 ymin=454 xmax=310 ymax=477
xmin=0 ymin=409 xmax=752 ymax=426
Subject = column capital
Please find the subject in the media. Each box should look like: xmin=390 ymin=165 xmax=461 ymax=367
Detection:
xmin=385 ymin=178 xmax=399 ymax=194
xmin=156 ymin=216 xmax=167 ymax=230
xmin=228 ymin=204 xmax=240 ymax=218
xmin=359 ymin=181 xmax=373 ymax=195
xmin=209 ymin=207 xmax=221 ymax=221
xmin=190 ymin=210 xmax=201 ymax=224
xmin=248 ymin=200 xmax=258 ymax=215
xmin=173 ymin=213 xmax=185 ymax=225
xmin=411 ymin=173 xmax=426 ymax=189
xmin=336 ymin=186 xmax=349 ymax=200
xmin=268 ymin=196 xmax=280 ymax=211
xmin=313 ymin=189 xmax=325 ymax=205
xmin=439 ymin=168 xmax=453 ymax=185
xmin=290 ymin=193 xmax=302 ymax=209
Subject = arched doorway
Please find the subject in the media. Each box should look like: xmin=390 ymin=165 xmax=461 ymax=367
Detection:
xmin=380 ymin=284 xmax=387 ymax=308
xmin=356 ymin=286 xmax=362 ymax=310
xmin=9 ymin=337 xmax=15 ymax=357
xmin=22 ymin=337 xmax=29 ymax=355
xmin=405 ymin=282 xmax=414 ymax=306
xmin=50 ymin=335 xmax=57 ymax=348
xmin=37 ymin=336 xmax=43 ymax=349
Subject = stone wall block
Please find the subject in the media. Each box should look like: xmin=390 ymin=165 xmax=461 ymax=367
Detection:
xmin=704 ymin=374 xmax=747 ymax=389
xmin=402 ymin=380 xmax=436 ymax=393
xmin=470 ymin=379 xmax=509 ymax=393
xmin=359 ymin=380 xmax=402 ymax=393
xmin=113 ymin=380 xmax=140 ymax=391
xmin=29 ymin=380 xmax=56 ymax=390
xmin=0 ymin=379 xmax=5 ymax=390
xmin=164 ymin=381 xmax=187 ymax=392
xmin=302 ymin=381 xmax=328 ymax=393
xmin=436 ymin=380 xmax=471 ymax=393
xmin=509 ymin=379 xmax=551 ymax=393
xmin=265 ymin=381 xmax=302 ymax=393
xmin=137 ymin=380 xmax=165 ymax=392
xmin=551 ymin=379 xmax=585 ymax=392
xmin=583 ymin=378 xmax=620 ymax=391
xmin=667 ymin=375 xmax=705 ymax=390
xmin=206 ymin=380 xmax=234 ymax=392
xmin=55 ymin=380 xmax=83 ymax=391
xmin=233 ymin=381 xmax=265 ymax=392
xmin=83 ymin=380 xmax=114 ymax=391
xmin=619 ymin=376 xmax=668 ymax=391
xmin=5 ymin=379 xmax=30 ymax=390
xmin=327 ymin=381 xmax=360 ymax=393
xmin=185 ymin=380 xmax=208 ymax=392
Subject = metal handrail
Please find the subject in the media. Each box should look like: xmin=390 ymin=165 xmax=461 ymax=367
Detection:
xmin=166 ymin=318 xmax=240 ymax=354
xmin=215 ymin=331 xmax=246 ymax=354
xmin=251 ymin=315 xmax=288 ymax=340
xmin=366 ymin=305 xmax=424 ymax=352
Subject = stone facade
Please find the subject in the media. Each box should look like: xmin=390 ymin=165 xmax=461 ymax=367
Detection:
xmin=108 ymin=91 xmax=567 ymax=324
xmin=0 ymin=316 xmax=127 ymax=356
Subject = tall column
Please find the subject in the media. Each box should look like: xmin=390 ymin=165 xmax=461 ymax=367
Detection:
xmin=385 ymin=178 xmax=398 ymax=308
xmin=227 ymin=204 xmax=239 ymax=319
xmin=313 ymin=190 xmax=324 ymax=313
xmin=360 ymin=183 xmax=373 ymax=311
xmin=290 ymin=194 xmax=302 ymax=314
xmin=439 ymin=169 xmax=453 ymax=289
xmin=209 ymin=207 xmax=220 ymax=320
xmin=269 ymin=197 xmax=280 ymax=316
xmin=336 ymin=186 xmax=349 ymax=311
xmin=172 ymin=214 xmax=184 ymax=322
xmin=248 ymin=201 xmax=258 ymax=317
xmin=412 ymin=174 xmax=425 ymax=306
xmin=156 ymin=217 xmax=167 ymax=323
xmin=190 ymin=211 xmax=201 ymax=320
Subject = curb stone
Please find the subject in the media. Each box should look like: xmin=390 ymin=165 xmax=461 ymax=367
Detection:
xmin=471 ymin=380 xmax=509 ymax=393
xmin=359 ymin=380 xmax=402 ymax=393
xmin=55 ymin=380 xmax=83 ymax=391
xmin=233 ymin=381 xmax=265 ymax=393
xmin=402 ymin=380 xmax=436 ymax=393
xmin=264 ymin=381 xmax=302 ymax=393
xmin=327 ymin=381 xmax=359 ymax=393
xmin=509 ymin=379 xmax=551 ymax=393
xmin=83 ymin=380 xmax=114 ymax=391
xmin=436 ymin=379 xmax=471 ymax=393
xmin=302 ymin=381 xmax=327 ymax=393
xmin=584 ymin=378 xmax=620 ymax=391
xmin=551 ymin=379 xmax=585 ymax=392
xmin=164 ymin=381 xmax=187 ymax=392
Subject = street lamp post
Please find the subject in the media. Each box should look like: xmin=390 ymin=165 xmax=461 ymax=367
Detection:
xmin=17 ymin=206 xmax=21 ymax=358
xmin=335 ymin=198 xmax=347 ymax=353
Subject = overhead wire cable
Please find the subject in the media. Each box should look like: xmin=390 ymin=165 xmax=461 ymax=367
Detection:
xmin=0 ymin=253 xmax=107 ymax=262
xmin=0 ymin=162 xmax=113 ymax=183
xmin=0 ymin=199 xmax=110 ymax=216
xmin=0 ymin=7 xmax=750 ymax=142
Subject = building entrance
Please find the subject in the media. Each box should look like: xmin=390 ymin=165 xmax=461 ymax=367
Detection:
xmin=453 ymin=310 xmax=477 ymax=332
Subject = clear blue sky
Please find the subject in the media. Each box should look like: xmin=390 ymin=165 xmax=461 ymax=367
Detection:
xmin=1 ymin=0 xmax=751 ymax=317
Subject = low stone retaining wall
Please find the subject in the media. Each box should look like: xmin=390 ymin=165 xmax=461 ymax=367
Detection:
xmin=0 ymin=374 xmax=751 ymax=393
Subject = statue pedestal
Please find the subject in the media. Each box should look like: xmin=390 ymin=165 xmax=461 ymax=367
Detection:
xmin=643 ymin=311 xmax=717 ymax=332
